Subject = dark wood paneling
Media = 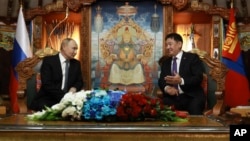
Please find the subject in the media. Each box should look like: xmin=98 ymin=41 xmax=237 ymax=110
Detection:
xmin=174 ymin=11 xmax=212 ymax=24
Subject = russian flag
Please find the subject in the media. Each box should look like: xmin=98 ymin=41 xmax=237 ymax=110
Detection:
xmin=222 ymin=8 xmax=250 ymax=107
xmin=9 ymin=6 xmax=33 ymax=113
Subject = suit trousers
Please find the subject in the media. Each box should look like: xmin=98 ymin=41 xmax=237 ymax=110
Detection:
xmin=162 ymin=93 xmax=205 ymax=115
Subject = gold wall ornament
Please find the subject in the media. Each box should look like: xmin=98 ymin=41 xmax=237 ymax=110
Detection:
xmin=190 ymin=0 xmax=230 ymax=20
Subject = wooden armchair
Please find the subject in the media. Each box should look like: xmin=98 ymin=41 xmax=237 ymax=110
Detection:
xmin=157 ymin=48 xmax=228 ymax=116
xmin=16 ymin=47 xmax=58 ymax=113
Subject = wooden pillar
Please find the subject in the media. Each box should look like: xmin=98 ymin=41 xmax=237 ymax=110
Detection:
xmin=80 ymin=6 xmax=92 ymax=90
xmin=163 ymin=5 xmax=173 ymax=56
xmin=158 ymin=0 xmax=188 ymax=56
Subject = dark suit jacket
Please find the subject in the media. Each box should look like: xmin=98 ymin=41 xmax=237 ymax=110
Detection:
xmin=31 ymin=54 xmax=83 ymax=111
xmin=158 ymin=52 xmax=205 ymax=98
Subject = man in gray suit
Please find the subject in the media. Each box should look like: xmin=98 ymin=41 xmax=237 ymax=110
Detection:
xmin=30 ymin=38 xmax=83 ymax=111
xmin=158 ymin=33 xmax=205 ymax=115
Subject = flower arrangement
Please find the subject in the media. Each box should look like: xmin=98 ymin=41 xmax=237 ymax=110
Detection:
xmin=27 ymin=89 xmax=188 ymax=122
xmin=116 ymin=92 xmax=187 ymax=122
xmin=82 ymin=89 xmax=125 ymax=120
xmin=27 ymin=90 xmax=90 ymax=121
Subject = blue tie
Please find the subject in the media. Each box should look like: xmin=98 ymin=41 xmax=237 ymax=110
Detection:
xmin=172 ymin=57 xmax=177 ymax=75
xmin=172 ymin=57 xmax=178 ymax=89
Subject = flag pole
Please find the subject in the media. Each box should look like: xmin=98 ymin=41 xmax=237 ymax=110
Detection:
xmin=19 ymin=0 xmax=23 ymax=9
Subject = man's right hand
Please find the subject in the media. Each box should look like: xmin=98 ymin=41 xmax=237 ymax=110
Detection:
xmin=164 ymin=85 xmax=179 ymax=96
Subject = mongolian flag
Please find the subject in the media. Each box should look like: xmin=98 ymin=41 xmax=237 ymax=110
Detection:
xmin=9 ymin=6 xmax=33 ymax=113
xmin=222 ymin=8 xmax=250 ymax=107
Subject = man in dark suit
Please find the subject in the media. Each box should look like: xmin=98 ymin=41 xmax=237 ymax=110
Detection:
xmin=30 ymin=38 xmax=83 ymax=111
xmin=158 ymin=33 xmax=205 ymax=115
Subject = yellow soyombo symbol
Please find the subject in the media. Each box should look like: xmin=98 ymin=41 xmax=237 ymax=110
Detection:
xmin=223 ymin=21 xmax=238 ymax=54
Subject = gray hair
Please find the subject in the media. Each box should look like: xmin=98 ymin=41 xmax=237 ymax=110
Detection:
xmin=60 ymin=38 xmax=76 ymax=50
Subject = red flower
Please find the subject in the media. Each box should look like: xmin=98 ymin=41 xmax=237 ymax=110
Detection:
xmin=175 ymin=111 xmax=188 ymax=118
xmin=116 ymin=92 xmax=188 ymax=122
xmin=150 ymin=109 xmax=157 ymax=117
xmin=116 ymin=93 xmax=163 ymax=121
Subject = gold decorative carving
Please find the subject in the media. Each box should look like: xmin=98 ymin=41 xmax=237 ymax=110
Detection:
xmin=190 ymin=48 xmax=228 ymax=92
xmin=15 ymin=55 xmax=41 ymax=91
xmin=44 ymin=1 xmax=65 ymax=12
xmin=158 ymin=0 xmax=188 ymax=10
xmin=35 ymin=47 xmax=58 ymax=58
xmin=64 ymin=0 xmax=96 ymax=11
xmin=16 ymin=48 xmax=58 ymax=91
xmin=25 ymin=1 xmax=65 ymax=20
xmin=190 ymin=48 xmax=227 ymax=116
xmin=190 ymin=1 xmax=230 ymax=20
xmin=25 ymin=0 xmax=96 ymax=20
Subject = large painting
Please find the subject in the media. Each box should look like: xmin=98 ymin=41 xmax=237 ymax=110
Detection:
xmin=91 ymin=0 xmax=163 ymax=93
xmin=0 ymin=26 xmax=15 ymax=51
xmin=239 ymin=25 xmax=250 ymax=51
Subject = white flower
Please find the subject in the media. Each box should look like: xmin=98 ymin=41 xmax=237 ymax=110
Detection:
xmin=51 ymin=103 xmax=66 ymax=111
xmin=27 ymin=110 xmax=46 ymax=120
xmin=27 ymin=90 xmax=93 ymax=121
xmin=61 ymin=106 xmax=77 ymax=117
xmin=75 ymin=90 xmax=90 ymax=101
xmin=60 ymin=90 xmax=91 ymax=119
xmin=60 ymin=92 xmax=75 ymax=105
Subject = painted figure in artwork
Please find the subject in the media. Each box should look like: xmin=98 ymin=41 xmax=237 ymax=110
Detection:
xmin=108 ymin=26 xmax=145 ymax=85
xmin=99 ymin=2 xmax=154 ymax=91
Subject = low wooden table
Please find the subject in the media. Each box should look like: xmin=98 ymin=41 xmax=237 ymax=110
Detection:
xmin=0 ymin=114 xmax=229 ymax=141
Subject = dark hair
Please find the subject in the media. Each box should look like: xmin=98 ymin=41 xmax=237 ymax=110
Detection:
xmin=165 ymin=33 xmax=183 ymax=43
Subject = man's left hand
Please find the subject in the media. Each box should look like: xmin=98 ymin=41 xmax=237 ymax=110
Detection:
xmin=165 ymin=73 xmax=182 ymax=85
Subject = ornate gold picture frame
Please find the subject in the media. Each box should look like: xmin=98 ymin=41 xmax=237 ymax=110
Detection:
xmin=0 ymin=25 xmax=15 ymax=51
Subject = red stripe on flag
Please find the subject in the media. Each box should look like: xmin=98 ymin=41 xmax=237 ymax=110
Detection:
xmin=222 ymin=8 xmax=250 ymax=107
xmin=224 ymin=70 xmax=250 ymax=107
xmin=9 ymin=69 xmax=20 ymax=113
xmin=8 ymin=6 xmax=32 ymax=113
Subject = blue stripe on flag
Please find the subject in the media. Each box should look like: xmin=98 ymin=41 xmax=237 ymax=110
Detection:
xmin=222 ymin=54 xmax=247 ymax=76
xmin=11 ymin=39 xmax=28 ymax=79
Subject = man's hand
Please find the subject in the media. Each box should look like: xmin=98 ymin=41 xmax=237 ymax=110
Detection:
xmin=164 ymin=86 xmax=179 ymax=96
xmin=164 ymin=72 xmax=182 ymax=85
xmin=69 ymin=87 xmax=77 ymax=93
